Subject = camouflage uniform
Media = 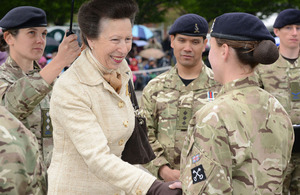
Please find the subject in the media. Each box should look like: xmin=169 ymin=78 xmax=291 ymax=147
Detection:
xmin=0 ymin=56 xmax=53 ymax=167
xmin=0 ymin=105 xmax=47 ymax=194
xmin=180 ymin=76 xmax=294 ymax=194
xmin=256 ymin=55 xmax=300 ymax=194
xmin=141 ymin=65 xmax=220 ymax=178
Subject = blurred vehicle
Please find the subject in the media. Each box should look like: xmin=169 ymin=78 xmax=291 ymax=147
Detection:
xmin=45 ymin=25 xmax=81 ymax=53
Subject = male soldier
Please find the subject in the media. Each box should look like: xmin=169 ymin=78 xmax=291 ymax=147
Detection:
xmin=0 ymin=105 xmax=47 ymax=194
xmin=0 ymin=6 xmax=80 ymax=168
xmin=255 ymin=8 xmax=300 ymax=195
xmin=141 ymin=14 xmax=220 ymax=181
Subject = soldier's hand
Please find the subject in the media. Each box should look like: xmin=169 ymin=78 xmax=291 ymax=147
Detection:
xmin=146 ymin=180 xmax=182 ymax=195
xmin=168 ymin=181 xmax=182 ymax=190
xmin=39 ymin=32 xmax=81 ymax=85
xmin=159 ymin=165 xmax=180 ymax=182
xmin=55 ymin=32 xmax=81 ymax=68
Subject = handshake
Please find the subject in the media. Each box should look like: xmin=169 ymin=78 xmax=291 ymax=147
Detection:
xmin=147 ymin=180 xmax=182 ymax=195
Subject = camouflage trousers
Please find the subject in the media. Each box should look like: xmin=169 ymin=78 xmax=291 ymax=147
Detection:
xmin=283 ymin=153 xmax=300 ymax=195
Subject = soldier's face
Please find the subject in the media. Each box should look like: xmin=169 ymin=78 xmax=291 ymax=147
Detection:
xmin=87 ymin=18 xmax=133 ymax=70
xmin=208 ymin=37 xmax=223 ymax=83
xmin=170 ymin=34 xmax=207 ymax=68
xmin=274 ymin=25 xmax=300 ymax=50
xmin=5 ymin=27 xmax=47 ymax=61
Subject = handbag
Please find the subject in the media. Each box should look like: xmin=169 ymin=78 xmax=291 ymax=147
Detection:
xmin=121 ymin=80 xmax=156 ymax=164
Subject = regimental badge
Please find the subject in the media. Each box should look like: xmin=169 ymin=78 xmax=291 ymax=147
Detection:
xmin=194 ymin=23 xmax=200 ymax=34
xmin=207 ymin=91 xmax=214 ymax=101
xmin=191 ymin=164 xmax=207 ymax=184
xmin=192 ymin=154 xmax=200 ymax=163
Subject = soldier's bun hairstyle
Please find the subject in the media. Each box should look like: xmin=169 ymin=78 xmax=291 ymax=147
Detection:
xmin=78 ymin=0 xmax=139 ymax=49
xmin=253 ymin=40 xmax=279 ymax=65
xmin=215 ymin=38 xmax=279 ymax=68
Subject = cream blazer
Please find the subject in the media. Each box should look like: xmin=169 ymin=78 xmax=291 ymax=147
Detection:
xmin=48 ymin=49 xmax=156 ymax=195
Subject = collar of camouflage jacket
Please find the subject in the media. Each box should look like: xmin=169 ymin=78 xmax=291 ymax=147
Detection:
xmin=1 ymin=56 xmax=41 ymax=80
xmin=218 ymin=75 xmax=260 ymax=97
xmin=163 ymin=65 xmax=217 ymax=91
xmin=276 ymin=54 xmax=299 ymax=68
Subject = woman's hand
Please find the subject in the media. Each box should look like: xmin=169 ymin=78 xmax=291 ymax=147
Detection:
xmin=147 ymin=180 xmax=182 ymax=195
xmin=168 ymin=181 xmax=182 ymax=190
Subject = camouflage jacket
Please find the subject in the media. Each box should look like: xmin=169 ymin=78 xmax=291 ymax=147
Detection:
xmin=141 ymin=65 xmax=221 ymax=178
xmin=255 ymin=55 xmax=300 ymax=124
xmin=0 ymin=56 xmax=53 ymax=167
xmin=180 ymin=76 xmax=294 ymax=194
xmin=0 ymin=105 xmax=47 ymax=194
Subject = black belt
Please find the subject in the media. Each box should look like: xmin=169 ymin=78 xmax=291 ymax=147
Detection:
xmin=293 ymin=125 xmax=300 ymax=153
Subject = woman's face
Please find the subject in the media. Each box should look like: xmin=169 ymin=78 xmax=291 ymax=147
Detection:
xmin=6 ymin=27 xmax=47 ymax=61
xmin=208 ymin=37 xmax=223 ymax=83
xmin=88 ymin=18 xmax=133 ymax=70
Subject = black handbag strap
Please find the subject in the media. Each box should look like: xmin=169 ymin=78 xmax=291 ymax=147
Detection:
xmin=128 ymin=79 xmax=139 ymax=110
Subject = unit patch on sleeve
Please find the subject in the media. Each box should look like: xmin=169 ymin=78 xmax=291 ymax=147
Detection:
xmin=191 ymin=164 xmax=207 ymax=184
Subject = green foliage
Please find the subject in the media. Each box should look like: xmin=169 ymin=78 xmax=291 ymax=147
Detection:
xmin=135 ymin=0 xmax=178 ymax=24
xmin=1 ymin=0 xmax=299 ymax=25
xmin=176 ymin=0 xmax=300 ymax=23
xmin=0 ymin=0 xmax=86 ymax=25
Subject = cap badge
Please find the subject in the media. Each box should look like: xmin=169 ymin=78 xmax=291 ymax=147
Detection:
xmin=210 ymin=19 xmax=216 ymax=33
xmin=194 ymin=23 xmax=200 ymax=34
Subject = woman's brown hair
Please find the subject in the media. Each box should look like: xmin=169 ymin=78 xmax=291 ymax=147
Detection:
xmin=78 ymin=0 xmax=139 ymax=49
xmin=215 ymin=38 xmax=278 ymax=68
xmin=0 ymin=29 xmax=19 ymax=52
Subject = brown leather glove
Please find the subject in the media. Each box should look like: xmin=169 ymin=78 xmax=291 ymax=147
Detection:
xmin=146 ymin=180 xmax=182 ymax=195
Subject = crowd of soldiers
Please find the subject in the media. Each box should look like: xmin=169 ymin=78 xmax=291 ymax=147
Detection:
xmin=0 ymin=0 xmax=299 ymax=194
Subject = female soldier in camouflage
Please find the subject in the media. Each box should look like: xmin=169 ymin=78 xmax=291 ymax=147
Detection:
xmin=0 ymin=105 xmax=46 ymax=194
xmin=177 ymin=13 xmax=294 ymax=194
xmin=0 ymin=6 xmax=80 ymax=167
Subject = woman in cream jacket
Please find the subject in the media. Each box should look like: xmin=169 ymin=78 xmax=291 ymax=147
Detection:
xmin=48 ymin=0 xmax=182 ymax=194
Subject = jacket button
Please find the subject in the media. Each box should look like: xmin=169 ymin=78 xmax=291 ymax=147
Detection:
xmin=119 ymin=139 xmax=125 ymax=146
xmin=136 ymin=189 xmax=142 ymax=195
xmin=118 ymin=101 xmax=124 ymax=108
xmin=123 ymin=120 xmax=128 ymax=127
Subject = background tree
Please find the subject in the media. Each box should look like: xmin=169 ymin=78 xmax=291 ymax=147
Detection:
xmin=0 ymin=0 xmax=86 ymax=25
xmin=1 ymin=0 xmax=299 ymax=25
xmin=134 ymin=0 xmax=178 ymax=24
xmin=174 ymin=0 xmax=300 ymax=23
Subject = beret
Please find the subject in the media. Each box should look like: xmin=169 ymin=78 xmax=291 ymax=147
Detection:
xmin=169 ymin=14 xmax=208 ymax=37
xmin=273 ymin=8 xmax=300 ymax=28
xmin=210 ymin=12 xmax=275 ymax=43
xmin=0 ymin=6 xmax=47 ymax=30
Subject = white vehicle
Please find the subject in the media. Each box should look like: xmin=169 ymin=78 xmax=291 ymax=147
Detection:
xmin=47 ymin=25 xmax=81 ymax=43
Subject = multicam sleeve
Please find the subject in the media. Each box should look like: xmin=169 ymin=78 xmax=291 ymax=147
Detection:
xmin=0 ymin=106 xmax=47 ymax=195
xmin=180 ymin=114 xmax=233 ymax=194
xmin=141 ymin=86 xmax=170 ymax=178
xmin=0 ymin=72 xmax=52 ymax=120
